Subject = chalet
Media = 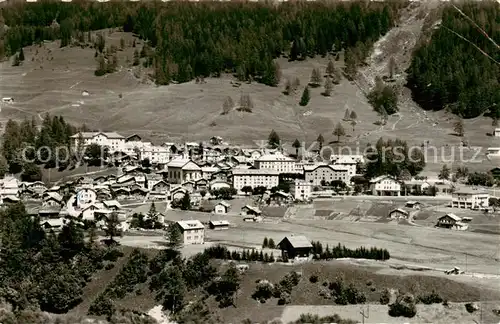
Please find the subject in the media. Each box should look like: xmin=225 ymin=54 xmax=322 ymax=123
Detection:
xmin=195 ymin=178 xmax=209 ymax=191
xmin=93 ymin=176 xmax=108 ymax=185
xmin=151 ymin=180 xmax=169 ymax=193
xmin=181 ymin=180 xmax=196 ymax=193
xmin=171 ymin=187 xmax=188 ymax=201
xmin=27 ymin=181 xmax=47 ymax=194
xmin=369 ymin=175 xmax=401 ymax=196
xmin=277 ymin=235 xmax=313 ymax=261
xmin=175 ymin=220 xmax=205 ymax=245
xmin=405 ymin=201 xmax=421 ymax=209
xmin=43 ymin=192 xmax=64 ymax=207
xmin=0 ymin=177 xmax=20 ymax=201
xmin=38 ymin=207 xmax=63 ymax=219
xmin=113 ymin=187 xmax=130 ymax=199
xmin=214 ymin=201 xmax=231 ymax=214
xmin=241 ymin=205 xmax=262 ymax=216
xmin=96 ymin=189 xmax=112 ymax=201
xmin=269 ymin=191 xmax=292 ymax=205
xmin=436 ymin=213 xmax=468 ymax=230
xmin=211 ymin=169 xmax=231 ymax=182
xmin=209 ymin=220 xmax=230 ymax=230
xmin=41 ymin=218 xmax=65 ymax=231
xmin=388 ymin=208 xmax=410 ymax=219
xmin=202 ymin=166 xmax=220 ymax=180
xmin=210 ymin=180 xmax=231 ymax=191
xmin=103 ymin=200 xmax=122 ymax=211
xmin=130 ymin=186 xmax=148 ymax=198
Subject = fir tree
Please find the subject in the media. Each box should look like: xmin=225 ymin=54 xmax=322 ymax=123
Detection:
xmin=166 ymin=223 xmax=182 ymax=250
xmin=19 ymin=47 xmax=25 ymax=61
xmin=333 ymin=122 xmax=346 ymax=142
xmin=299 ymin=86 xmax=310 ymax=106
xmin=323 ymin=77 xmax=333 ymax=96
xmin=309 ymin=68 xmax=322 ymax=88
xmin=268 ymin=130 xmax=280 ymax=149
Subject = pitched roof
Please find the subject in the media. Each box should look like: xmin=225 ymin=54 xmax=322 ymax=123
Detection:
xmin=71 ymin=131 xmax=125 ymax=139
xmin=176 ymin=220 xmax=204 ymax=230
xmin=369 ymin=175 xmax=399 ymax=183
xmin=209 ymin=220 xmax=230 ymax=226
xmin=389 ymin=208 xmax=409 ymax=216
xmin=453 ymin=187 xmax=489 ymax=195
xmin=441 ymin=213 xmax=462 ymax=222
xmin=279 ymin=235 xmax=313 ymax=249
xmin=242 ymin=205 xmax=261 ymax=214
xmin=256 ymin=152 xmax=294 ymax=162
xmin=217 ymin=201 xmax=231 ymax=208
xmin=232 ymin=169 xmax=280 ymax=176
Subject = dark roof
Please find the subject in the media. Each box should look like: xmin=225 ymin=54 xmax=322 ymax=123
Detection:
xmin=278 ymin=235 xmax=313 ymax=249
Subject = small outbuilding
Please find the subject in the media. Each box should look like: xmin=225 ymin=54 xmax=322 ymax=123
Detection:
xmin=209 ymin=220 xmax=230 ymax=230
xmin=277 ymin=235 xmax=313 ymax=261
xmin=214 ymin=201 xmax=231 ymax=214
xmin=388 ymin=208 xmax=410 ymax=219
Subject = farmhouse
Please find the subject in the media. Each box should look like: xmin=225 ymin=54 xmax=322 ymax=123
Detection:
xmin=167 ymin=158 xmax=202 ymax=184
xmin=241 ymin=205 xmax=262 ymax=216
xmin=277 ymin=235 xmax=313 ymax=261
xmin=304 ymin=164 xmax=351 ymax=186
xmin=369 ymin=175 xmax=401 ymax=196
xmin=175 ymin=220 xmax=205 ymax=245
xmin=214 ymin=201 xmax=230 ymax=214
xmin=388 ymin=208 xmax=410 ymax=219
xmin=254 ymin=152 xmax=297 ymax=174
xmin=451 ymin=188 xmax=489 ymax=209
xmin=232 ymin=168 xmax=279 ymax=190
xmin=405 ymin=201 xmax=421 ymax=209
xmin=291 ymin=179 xmax=313 ymax=201
xmin=269 ymin=191 xmax=292 ymax=205
xmin=43 ymin=192 xmax=64 ymax=207
xmin=70 ymin=132 xmax=125 ymax=153
xmin=436 ymin=213 xmax=468 ymax=230
xmin=209 ymin=220 xmax=230 ymax=230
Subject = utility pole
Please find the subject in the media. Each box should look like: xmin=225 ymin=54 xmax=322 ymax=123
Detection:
xmin=360 ymin=305 xmax=369 ymax=324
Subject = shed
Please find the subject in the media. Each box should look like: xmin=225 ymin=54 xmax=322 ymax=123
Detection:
xmin=277 ymin=235 xmax=313 ymax=261
xmin=388 ymin=208 xmax=410 ymax=219
xmin=214 ymin=201 xmax=230 ymax=214
xmin=209 ymin=220 xmax=230 ymax=230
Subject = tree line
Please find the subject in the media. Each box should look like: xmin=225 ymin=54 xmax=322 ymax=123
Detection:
xmin=0 ymin=1 xmax=399 ymax=86
xmin=407 ymin=2 xmax=500 ymax=119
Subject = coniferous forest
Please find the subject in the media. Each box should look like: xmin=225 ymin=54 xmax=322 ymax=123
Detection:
xmin=0 ymin=1 xmax=398 ymax=85
xmin=407 ymin=2 xmax=500 ymax=119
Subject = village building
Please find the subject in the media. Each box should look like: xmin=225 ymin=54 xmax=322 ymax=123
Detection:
xmin=43 ymin=192 xmax=64 ymax=207
xmin=241 ymin=205 xmax=262 ymax=217
xmin=140 ymin=144 xmax=170 ymax=165
xmin=495 ymin=128 xmax=500 ymax=137
xmin=330 ymin=155 xmax=358 ymax=176
xmin=170 ymin=187 xmax=188 ymax=201
xmin=451 ymin=188 xmax=489 ymax=209
xmin=388 ymin=208 xmax=410 ymax=219
xmin=405 ymin=201 xmax=421 ymax=209
xmin=254 ymin=152 xmax=297 ymax=173
xmin=291 ymin=179 xmax=313 ymax=201
xmin=269 ymin=191 xmax=293 ymax=205
xmin=304 ymin=164 xmax=351 ymax=186
xmin=214 ymin=201 xmax=231 ymax=214
xmin=436 ymin=213 xmax=468 ymax=230
xmin=167 ymin=159 xmax=202 ymax=184
xmin=232 ymin=168 xmax=279 ymax=191
xmin=209 ymin=220 xmax=230 ymax=230
xmin=277 ymin=235 xmax=313 ymax=261
xmin=70 ymin=132 xmax=126 ymax=153
xmin=175 ymin=220 xmax=205 ymax=245
xmin=201 ymin=166 xmax=220 ymax=179
xmin=369 ymin=175 xmax=401 ymax=196
xmin=210 ymin=180 xmax=232 ymax=191
xmin=0 ymin=177 xmax=20 ymax=201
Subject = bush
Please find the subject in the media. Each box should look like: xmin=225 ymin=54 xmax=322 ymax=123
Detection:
xmin=309 ymin=275 xmax=319 ymax=283
xmin=103 ymin=249 xmax=124 ymax=262
xmin=380 ymin=288 xmax=391 ymax=305
xmin=105 ymin=263 xmax=115 ymax=270
xmin=252 ymin=280 xmax=274 ymax=301
xmin=388 ymin=293 xmax=417 ymax=318
xmin=418 ymin=290 xmax=443 ymax=305
xmin=88 ymin=293 xmax=115 ymax=318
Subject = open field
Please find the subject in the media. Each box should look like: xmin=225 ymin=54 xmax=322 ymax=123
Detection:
xmin=0 ymin=27 xmax=497 ymax=173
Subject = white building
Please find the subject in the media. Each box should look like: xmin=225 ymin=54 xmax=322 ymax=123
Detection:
xmin=141 ymin=144 xmax=170 ymax=165
xmin=291 ymin=179 xmax=313 ymax=201
xmin=331 ymin=156 xmax=358 ymax=176
xmin=451 ymin=188 xmax=489 ymax=209
xmin=70 ymin=132 xmax=125 ymax=153
xmin=175 ymin=220 xmax=205 ymax=245
xmin=369 ymin=175 xmax=401 ymax=196
xmin=201 ymin=166 xmax=220 ymax=180
xmin=214 ymin=201 xmax=230 ymax=214
xmin=232 ymin=168 xmax=280 ymax=190
xmin=167 ymin=159 xmax=202 ymax=184
xmin=0 ymin=177 xmax=20 ymax=201
xmin=494 ymin=128 xmax=500 ymax=137
xmin=254 ymin=152 xmax=297 ymax=173
xmin=304 ymin=164 xmax=351 ymax=186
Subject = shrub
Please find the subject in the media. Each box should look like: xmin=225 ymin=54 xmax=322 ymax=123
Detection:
xmin=105 ymin=263 xmax=115 ymax=270
xmin=418 ymin=290 xmax=443 ymax=304
xmin=309 ymin=275 xmax=319 ymax=283
xmin=88 ymin=293 xmax=115 ymax=318
xmin=388 ymin=293 xmax=417 ymax=318
xmin=103 ymin=248 xmax=124 ymax=262
xmin=252 ymin=280 xmax=275 ymax=301
xmin=380 ymin=288 xmax=391 ymax=305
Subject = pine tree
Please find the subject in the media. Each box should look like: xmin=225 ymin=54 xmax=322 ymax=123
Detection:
xmin=222 ymin=96 xmax=234 ymax=115
xmin=323 ymin=77 xmax=333 ymax=96
xmin=438 ymin=164 xmax=450 ymax=180
xmin=343 ymin=108 xmax=351 ymax=121
xmin=268 ymin=130 xmax=280 ymax=149
xmin=309 ymin=68 xmax=322 ymax=87
xmin=104 ymin=212 xmax=122 ymax=244
xmin=333 ymin=122 xmax=346 ymax=142
xmin=262 ymin=237 xmax=268 ymax=248
xmin=239 ymin=94 xmax=253 ymax=113
xmin=350 ymin=110 xmax=358 ymax=120
xmin=19 ymin=47 xmax=25 ymax=61
xmin=268 ymin=238 xmax=275 ymax=249
xmin=299 ymin=86 xmax=310 ymax=106
xmin=454 ymin=119 xmax=464 ymax=137
xmin=166 ymin=223 xmax=182 ymax=250
xmin=326 ymin=59 xmax=335 ymax=76
xmin=317 ymin=134 xmax=324 ymax=151
xmin=388 ymin=56 xmax=396 ymax=79
xmin=180 ymin=192 xmax=191 ymax=210
xmin=292 ymin=139 xmax=301 ymax=157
